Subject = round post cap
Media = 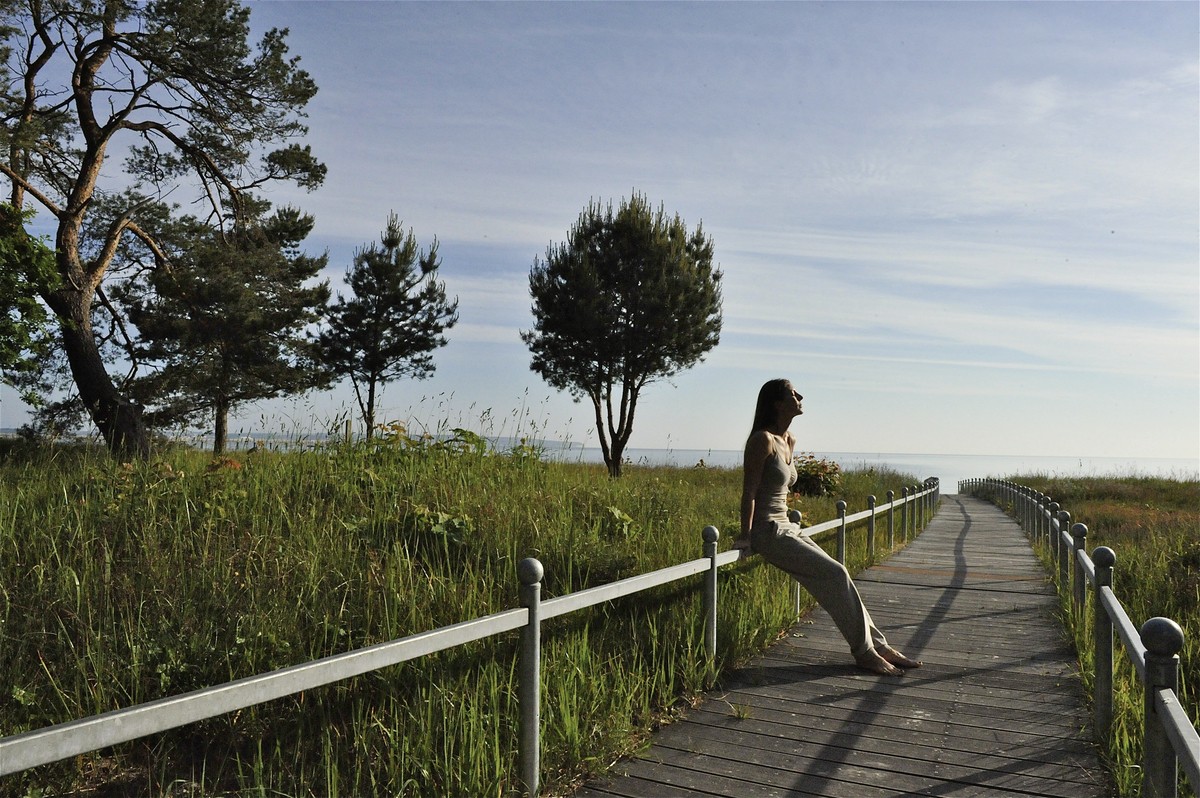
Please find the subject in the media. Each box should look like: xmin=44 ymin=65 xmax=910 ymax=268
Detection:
xmin=517 ymin=557 xmax=544 ymax=585
xmin=1140 ymin=617 xmax=1184 ymax=656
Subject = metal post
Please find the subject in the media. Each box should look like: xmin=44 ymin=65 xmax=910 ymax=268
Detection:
xmin=1071 ymin=523 xmax=1087 ymax=612
xmin=836 ymin=500 xmax=847 ymax=565
xmin=1048 ymin=502 xmax=1060 ymax=568
xmin=789 ymin=510 xmax=803 ymax=615
xmin=1140 ymin=617 xmax=1184 ymax=798
xmin=1093 ymin=546 xmax=1115 ymax=743
xmin=517 ymin=557 xmax=544 ymax=798
xmin=886 ymin=490 xmax=895 ymax=549
xmin=1041 ymin=495 xmax=1052 ymax=546
xmin=702 ymin=526 xmax=720 ymax=663
xmin=1058 ymin=510 xmax=1071 ymax=588
xmin=909 ymin=486 xmax=917 ymax=540
xmin=902 ymin=484 xmax=912 ymax=542
xmin=1033 ymin=490 xmax=1041 ymax=534
xmin=900 ymin=488 xmax=909 ymax=544
xmin=913 ymin=486 xmax=920 ymax=531
xmin=866 ymin=495 xmax=876 ymax=557
xmin=1033 ymin=492 xmax=1042 ymax=540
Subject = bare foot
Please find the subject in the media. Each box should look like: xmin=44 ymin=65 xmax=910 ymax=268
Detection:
xmin=879 ymin=646 xmax=922 ymax=669
xmin=855 ymin=650 xmax=903 ymax=676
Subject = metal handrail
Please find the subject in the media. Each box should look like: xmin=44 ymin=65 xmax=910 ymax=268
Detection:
xmin=0 ymin=608 xmax=528 ymax=776
xmin=1 ymin=479 xmax=941 ymax=796
xmin=961 ymin=478 xmax=1198 ymax=798
xmin=1100 ymin=583 xmax=1148 ymax=682
xmin=540 ymin=558 xmax=711 ymax=620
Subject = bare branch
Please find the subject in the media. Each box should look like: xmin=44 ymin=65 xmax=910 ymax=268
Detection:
xmin=0 ymin=161 xmax=63 ymax=215
xmin=94 ymin=284 xmax=140 ymax=383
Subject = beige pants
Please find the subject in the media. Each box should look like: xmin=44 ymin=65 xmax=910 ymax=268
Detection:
xmin=751 ymin=518 xmax=888 ymax=657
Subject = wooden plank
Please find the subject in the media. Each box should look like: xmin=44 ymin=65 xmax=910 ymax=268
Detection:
xmin=676 ymin=703 xmax=1100 ymax=768
xmin=645 ymin=722 xmax=1100 ymax=797
xmin=571 ymin=495 xmax=1112 ymax=798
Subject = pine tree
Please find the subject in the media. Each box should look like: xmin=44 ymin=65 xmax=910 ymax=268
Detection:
xmin=118 ymin=208 xmax=329 ymax=454
xmin=319 ymin=213 xmax=458 ymax=438
xmin=522 ymin=192 xmax=723 ymax=477
xmin=0 ymin=1 xmax=324 ymax=455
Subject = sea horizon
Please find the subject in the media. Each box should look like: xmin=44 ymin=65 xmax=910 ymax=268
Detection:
xmin=545 ymin=445 xmax=1200 ymax=494
xmin=3 ymin=427 xmax=1194 ymax=495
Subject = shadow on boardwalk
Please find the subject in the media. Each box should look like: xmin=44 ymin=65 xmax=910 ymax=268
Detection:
xmin=572 ymin=495 xmax=1113 ymax=798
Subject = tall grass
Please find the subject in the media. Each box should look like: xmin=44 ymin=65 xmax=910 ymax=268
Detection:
xmin=0 ymin=433 xmax=922 ymax=797
xmin=1006 ymin=474 xmax=1199 ymax=798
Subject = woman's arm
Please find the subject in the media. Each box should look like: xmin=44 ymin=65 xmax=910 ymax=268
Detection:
xmin=734 ymin=431 xmax=772 ymax=550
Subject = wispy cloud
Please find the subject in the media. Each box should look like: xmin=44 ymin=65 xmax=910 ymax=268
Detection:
xmin=13 ymin=1 xmax=1191 ymax=458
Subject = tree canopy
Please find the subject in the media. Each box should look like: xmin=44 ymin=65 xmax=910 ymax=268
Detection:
xmin=0 ymin=203 xmax=56 ymax=403
xmin=522 ymin=192 xmax=723 ymax=476
xmin=0 ymin=0 xmax=324 ymax=455
xmin=117 ymin=206 xmax=330 ymax=454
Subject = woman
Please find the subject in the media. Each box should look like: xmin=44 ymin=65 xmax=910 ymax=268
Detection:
xmin=731 ymin=378 xmax=921 ymax=676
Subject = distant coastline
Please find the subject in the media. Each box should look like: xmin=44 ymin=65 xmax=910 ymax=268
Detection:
xmin=3 ymin=428 xmax=1195 ymax=495
xmin=549 ymin=446 xmax=1200 ymax=495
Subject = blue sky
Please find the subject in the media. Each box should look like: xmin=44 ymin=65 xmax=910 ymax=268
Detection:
xmin=2 ymin=1 xmax=1197 ymax=460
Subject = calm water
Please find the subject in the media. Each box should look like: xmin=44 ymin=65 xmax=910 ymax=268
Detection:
xmin=547 ymin=446 xmax=1199 ymax=494
xmin=14 ymin=427 xmax=1190 ymax=495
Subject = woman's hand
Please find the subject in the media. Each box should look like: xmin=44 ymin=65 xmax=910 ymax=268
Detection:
xmin=731 ymin=537 xmax=752 ymax=558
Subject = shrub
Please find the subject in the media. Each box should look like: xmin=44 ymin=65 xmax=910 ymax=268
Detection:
xmin=792 ymin=452 xmax=842 ymax=496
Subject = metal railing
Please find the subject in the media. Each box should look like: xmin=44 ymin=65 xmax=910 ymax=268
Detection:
xmin=0 ymin=479 xmax=940 ymax=796
xmin=961 ymin=478 xmax=1199 ymax=798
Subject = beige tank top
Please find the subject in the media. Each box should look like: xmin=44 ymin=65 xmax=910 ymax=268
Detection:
xmin=752 ymin=439 xmax=797 ymax=527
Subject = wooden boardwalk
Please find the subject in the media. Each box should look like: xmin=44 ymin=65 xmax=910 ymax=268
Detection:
xmin=572 ymin=494 xmax=1112 ymax=798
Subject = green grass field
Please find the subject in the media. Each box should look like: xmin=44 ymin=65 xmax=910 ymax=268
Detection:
xmin=6 ymin=434 xmax=1190 ymax=798
xmin=0 ymin=433 xmax=924 ymax=798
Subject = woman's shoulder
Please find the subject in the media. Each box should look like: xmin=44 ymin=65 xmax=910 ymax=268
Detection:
xmin=744 ymin=428 xmax=776 ymax=456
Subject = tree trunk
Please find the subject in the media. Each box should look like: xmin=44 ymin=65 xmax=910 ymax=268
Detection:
xmin=43 ymin=184 xmax=150 ymax=458
xmin=213 ymin=397 xmax=229 ymax=455
xmin=365 ymin=377 xmax=377 ymax=440
xmin=590 ymin=394 xmax=621 ymax=477
xmin=56 ymin=298 xmax=150 ymax=458
xmin=607 ymin=440 xmax=625 ymax=478
xmin=608 ymin=383 xmax=638 ymax=478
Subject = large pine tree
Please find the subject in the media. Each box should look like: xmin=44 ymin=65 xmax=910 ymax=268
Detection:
xmin=0 ymin=0 xmax=324 ymax=455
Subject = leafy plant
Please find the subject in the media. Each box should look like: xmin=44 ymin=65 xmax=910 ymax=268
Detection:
xmin=792 ymin=452 xmax=842 ymax=496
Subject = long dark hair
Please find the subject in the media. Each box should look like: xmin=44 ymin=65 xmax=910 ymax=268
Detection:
xmin=751 ymin=378 xmax=793 ymax=432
